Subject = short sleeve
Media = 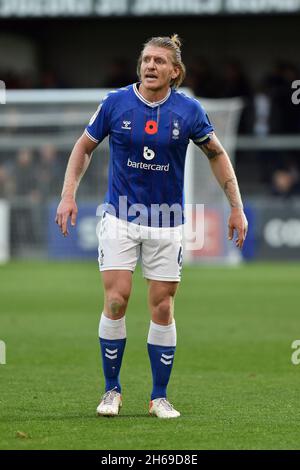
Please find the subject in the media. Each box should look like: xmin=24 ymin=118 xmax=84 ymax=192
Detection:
xmin=85 ymin=94 xmax=112 ymax=144
xmin=190 ymin=100 xmax=214 ymax=145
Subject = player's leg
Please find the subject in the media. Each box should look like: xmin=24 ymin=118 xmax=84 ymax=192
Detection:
xmin=96 ymin=212 xmax=140 ymax=416
xmin=142 ymin=226 xmax=183 ymax=418
xmin=147 ymin=280 xmax=180 ymax=418
xmin=96 ymin=270 xmax=132 ymax=416
xmin=99 ymin=269 xmax=132 ymax=389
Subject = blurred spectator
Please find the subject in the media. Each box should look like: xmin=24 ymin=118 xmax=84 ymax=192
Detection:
xmin=253 ymin=62 xmax=300 ymax=186
xmin=38 ymin=69 xmax=67 ymax=89
xmin=0 ymin=68 xmax=36 ymax=89
xmin=14 ymin=148 xmax=40 ymax=201
xmin=0 ymin=164 xmax=14 ymax=199
xmin=37 ymin=144 xmax=61 ymax=200
xmin=266 ymin=62 xmax=300 ymax=134
xmin=253 ymin=81 xmax=271 ymax=137
xmin=101 ymin=59 xmax=136 ymax=88
xmin=251 ymin=79 xmax=276 ymax=183
xmin=219 ymin=60 xmax=252 ymax=134
xmin=0 ymin=68 xmax=66 ymax=89
xmin=239 ymin=60 xmax=300 ymax=190
xmin=10 ymin=148 xmax=42 ymax=251
xmin=184 ymin=58 xmax=218 ymax=98
xmin=271 ymin=167 xmax=300 ymax=198
xmin=220 ymin=60 xmax=252 ymax=99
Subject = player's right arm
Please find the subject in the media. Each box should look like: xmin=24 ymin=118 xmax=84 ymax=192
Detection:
xmin=56 ymin=91 xmax=115 ymax=236
xmin=55 ymin=133 xmax=98 ymax=236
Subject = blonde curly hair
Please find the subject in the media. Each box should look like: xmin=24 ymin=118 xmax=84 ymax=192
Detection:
xmin=137 ymin=34 xmax=186 ymax=89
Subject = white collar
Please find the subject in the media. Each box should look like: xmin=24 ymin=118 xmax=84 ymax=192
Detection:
xmin=133 ymin=83 xmax=171 ymax=108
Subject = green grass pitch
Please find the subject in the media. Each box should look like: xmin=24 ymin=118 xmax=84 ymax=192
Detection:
xmin=0 ymin=261 xmax=299 ymax=450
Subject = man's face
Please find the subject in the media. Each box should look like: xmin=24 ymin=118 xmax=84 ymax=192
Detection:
xmin=140 ymin=46 xmax=179 ymax=91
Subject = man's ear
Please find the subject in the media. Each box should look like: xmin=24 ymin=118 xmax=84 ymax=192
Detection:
xmin=171 ymin=66 xmax=180 ymax=79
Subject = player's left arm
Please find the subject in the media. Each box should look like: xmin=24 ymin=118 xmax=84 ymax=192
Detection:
xmin=198 ymin=132 xmax=248 ymax=249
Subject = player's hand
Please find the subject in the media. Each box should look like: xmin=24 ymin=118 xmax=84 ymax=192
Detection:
xmin=55 ymin=196 xmax=78 ymax=237
xmin=228 ymin=208 xmax=248 ymax=249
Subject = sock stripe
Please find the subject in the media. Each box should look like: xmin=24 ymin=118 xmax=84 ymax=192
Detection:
xmin=160 ymin=359 xmax=172 ymax=365
xmin=105 ymin=353 xmax=118 ymax=360
xmin=105 ymin=348 xmax=118 ymax=354
xmin=161 ymin=353 xmax=174 ymax=360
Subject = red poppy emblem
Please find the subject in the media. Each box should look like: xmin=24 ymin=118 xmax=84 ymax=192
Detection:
xmin=145 ymin=120 xmax=158 ymax=135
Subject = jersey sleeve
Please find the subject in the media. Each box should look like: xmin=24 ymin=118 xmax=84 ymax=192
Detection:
xmin=85 ymin=94 xmax=113 ymax=143
xmin=190 ymin=100 xmax=214 ymax=145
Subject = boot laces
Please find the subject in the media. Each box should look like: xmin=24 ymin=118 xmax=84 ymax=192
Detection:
xmin=158 ymin=398 xmax=174 ymax=411
xmin=102 ymin=387 xmax=119 ymax=405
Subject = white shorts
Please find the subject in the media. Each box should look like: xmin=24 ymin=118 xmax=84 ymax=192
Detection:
xmin=97 ymin=212 xmax=183 ymax=282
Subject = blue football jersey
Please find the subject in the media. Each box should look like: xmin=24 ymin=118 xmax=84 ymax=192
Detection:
xmin=85 ymin=83 xmax=214 ymax=227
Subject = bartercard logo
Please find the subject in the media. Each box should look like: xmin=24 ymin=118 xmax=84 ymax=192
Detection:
xmin=143 ymin=146 xmax=155 ymax=161
xmin=127 ymin=146 xmax=169 ymax=171
xmin=127 ymin=158 xmax=169 ymax=172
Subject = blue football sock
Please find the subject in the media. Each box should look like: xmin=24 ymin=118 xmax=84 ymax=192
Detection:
xmin=147 ymin=343 xmax=176 ymax=400
xmin=147 ymin=320 xmax=177 ymax=400
xmin=99 ymin=337 xmax=126 ymax=393
xmin=99 ymin=313 xmax=126 ymax=393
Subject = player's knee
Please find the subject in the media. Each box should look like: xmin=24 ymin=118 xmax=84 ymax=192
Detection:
xmin=153 ymin=298 xmax=172 ymax=322
xmin=108 ymin=294 xmax=129 ymax=317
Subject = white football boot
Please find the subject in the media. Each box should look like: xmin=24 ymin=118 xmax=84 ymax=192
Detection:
xmin=96 ymin=388 xmax=122 ymax=417
xmin=149 ymin=398 xmax=180 ymax=419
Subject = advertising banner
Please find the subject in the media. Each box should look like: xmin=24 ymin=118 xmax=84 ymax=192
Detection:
xmin=254 ymin=202 xmax=300 ymax=260
xmin=48 ymin=202 xmax=99 ymax=259
xmin=0 ymin=0 xmax=299 ymax=17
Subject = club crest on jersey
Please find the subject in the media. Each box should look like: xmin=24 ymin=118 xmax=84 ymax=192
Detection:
xmin=145 ymin=120 xmax=158 ymax=135
xmin=172 ymin=119 xmax=180 ymax=139
xmin=121 ymin=120 xmax=131 ymax=130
